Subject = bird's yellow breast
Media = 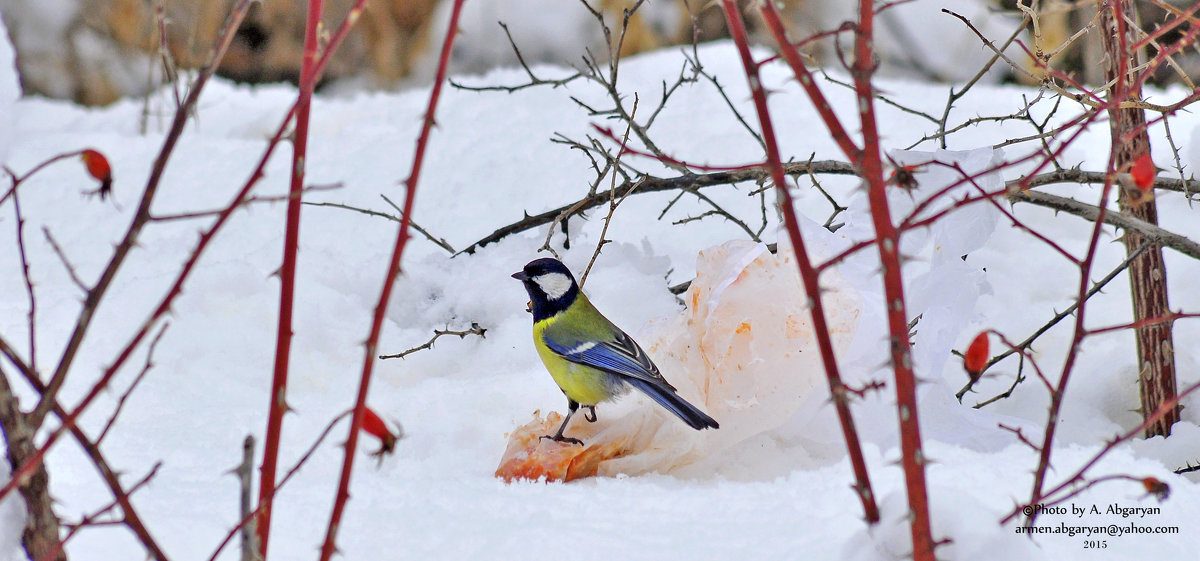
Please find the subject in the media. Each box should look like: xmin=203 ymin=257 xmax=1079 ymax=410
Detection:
xmin=532 ymin=314 xmax=617 ymax=406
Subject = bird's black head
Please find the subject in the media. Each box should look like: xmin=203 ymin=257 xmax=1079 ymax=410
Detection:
xmin=512 ymin=258 xmax=579 ymax=320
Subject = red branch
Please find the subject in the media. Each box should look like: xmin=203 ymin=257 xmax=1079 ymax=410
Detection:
xmin=723 ymin=0 xmax=880 ymax=524
xmin=256 ymin=0 xmax=326 ymax=556
xmin=1023 ymin=96 xmax=1121 ymax=529
xmin=316 ymin=0 xmax=467 ymax=558
xmin=847 ymin=0 xmax=935 ymax=554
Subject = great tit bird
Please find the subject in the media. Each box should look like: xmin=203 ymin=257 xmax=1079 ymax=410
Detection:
xmin=512 ymin=257 xmax=719 ymax=445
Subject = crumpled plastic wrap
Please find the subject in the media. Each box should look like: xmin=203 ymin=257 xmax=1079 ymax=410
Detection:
xmin=496 ymin=239 xmax=861 ymax=482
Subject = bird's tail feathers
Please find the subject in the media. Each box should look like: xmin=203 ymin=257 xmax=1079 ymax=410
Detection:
xmin=625 ymin=377 xmax=719 ymax=430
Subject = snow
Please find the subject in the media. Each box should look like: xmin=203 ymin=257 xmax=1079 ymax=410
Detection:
xmin=2 ymin=35 xmax=1199 ymax=561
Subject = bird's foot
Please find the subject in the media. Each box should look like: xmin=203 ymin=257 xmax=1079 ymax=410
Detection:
xmin=583 ymin=405 xmax=597 ymax=422
xmin=540 ymin=434 xmax=584 ymax=446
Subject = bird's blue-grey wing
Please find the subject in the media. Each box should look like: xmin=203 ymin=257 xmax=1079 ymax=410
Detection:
xmin=541 ymin=326 xmax=675 ymax=390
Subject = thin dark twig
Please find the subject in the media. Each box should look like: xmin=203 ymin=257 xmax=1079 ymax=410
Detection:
xmin=12 ymin=188 xmax=37 ymax=375
xmin=41 ymin=228 xmax=88 ymax=293
xmin=676 ymin=187 xmax=761 ymax=241
xmin=457 ymin=160 xmax=856 ymax=255
xmin=935 ymin=9 xmax=1032 ymax=148
xmin=972 ymin=353 xmax=1027 ymax=409
xmin=1 ymin=151 xmax=88 ymax=207
xmin=450 ymin=22 xmax=584 ymax=92
xmin=999 ymin=423 xmax=1040 ymax=451
xmin=379 ymin=194 xmax=456 ymax=253
xmin=1159 ymin=116 xmax=1192 ymax=203
xmin=581 ymin=96 xmax=640 ymax=286
xmin=95 ymin=324 xmax=169 ymax=444
xmin=301 ymin=198 xmax=456 ymax=254
xmin=820 ymin=70 xmax=940 ymax=126
xmin=690 ymin=50 xmax=765 ymax=149
xmin=149 ymin=183 xmax=343 ymax=222
xmin=378 ymin=324 xmax=487 ymax=360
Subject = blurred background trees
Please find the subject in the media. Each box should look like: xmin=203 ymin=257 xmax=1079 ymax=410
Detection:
xmin=0 ymin=0 xmax=1055 ymax=105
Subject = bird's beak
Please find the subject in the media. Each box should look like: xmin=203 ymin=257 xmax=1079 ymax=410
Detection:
xmin=511 ymin=270 xmax=529 ymax=281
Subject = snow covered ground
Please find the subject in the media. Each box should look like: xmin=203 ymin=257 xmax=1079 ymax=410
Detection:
xmin=2 ymin=14 xmax=1200 ymax=561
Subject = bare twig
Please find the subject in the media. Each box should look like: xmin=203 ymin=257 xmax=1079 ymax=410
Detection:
xmin=580 ymin=96 xmax=640 ymax=286
xmin=449 ymin=22 xmax=584 ymax=93
xmin=932 ymin=8 xmax=1031 ymax=149
xmin=11 ymin=188 xmax=38 ymax=376
xmin=302 ymin=197 xmax=457 ymax=254
xmin=378 ymin=324 xmax=487 ymax=360
xmin=95 ymin=324 xmax=170 ymax=445
xmin=1 ymin=350 xmax=169 ymax=561
xmin=27 ymin=0 xmax=255 ymax=431
xmin=379 ymin=194 xmax=456 ymax=253
xmin=149 ymin=183 xmax=342 ymax=222
xmin=457 ymin=160 xmax=856 ymax=255
xmin=42 ymin=227 xmax=88 ymax=293
xmin=50 ymin=462 xmax=162 ymax=561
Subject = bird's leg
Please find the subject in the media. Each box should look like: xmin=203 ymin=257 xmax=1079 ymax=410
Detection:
xmin=582 ymin=405 xmax=597 ymax=422
xmin=541 ymin=400 xmax=584 ymax=446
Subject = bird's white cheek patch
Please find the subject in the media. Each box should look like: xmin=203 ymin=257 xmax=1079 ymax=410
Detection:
xmin=534 ymin=272 xmax=573 ymax=300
